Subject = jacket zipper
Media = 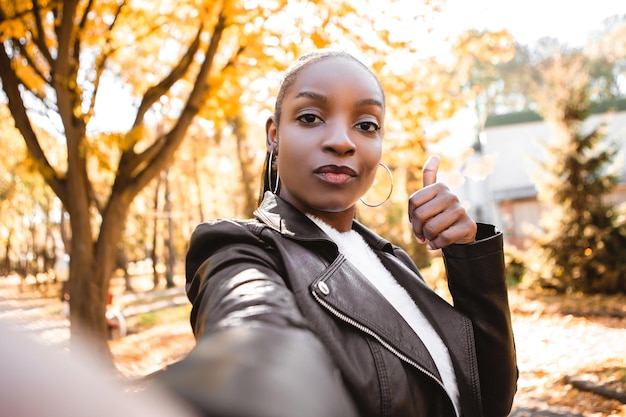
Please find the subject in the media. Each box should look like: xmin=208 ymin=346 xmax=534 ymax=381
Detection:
xmin=312 ymin=290 xmax=449 ymax=394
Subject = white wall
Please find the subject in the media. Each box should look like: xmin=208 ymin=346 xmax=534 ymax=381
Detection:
xmin=475 ymin=110 xmax=626 ymax=247
xmin=484 ymin=111 xmax=626 ymax=198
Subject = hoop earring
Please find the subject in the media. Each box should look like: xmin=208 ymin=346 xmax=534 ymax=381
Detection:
xmin=360 ymin=163 xmax=393 ymax=207
xmin=267 ymin=152 xmax=280 ymax=194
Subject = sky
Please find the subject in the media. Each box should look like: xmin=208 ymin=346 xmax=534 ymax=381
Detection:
xmin=437 ymin=0 xmax=624 ymax=46
xmin=95 ymin=1 xmax=625 ymax=132
xmin=425 ymin=0 xmax=625 ymax=158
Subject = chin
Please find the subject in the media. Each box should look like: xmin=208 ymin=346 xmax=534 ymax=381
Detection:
xmin=311 ymin=199 xmax=356 ymax=213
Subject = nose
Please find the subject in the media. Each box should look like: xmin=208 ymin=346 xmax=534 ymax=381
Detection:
xmin=323 ymin=121 xmax=356 ymax=156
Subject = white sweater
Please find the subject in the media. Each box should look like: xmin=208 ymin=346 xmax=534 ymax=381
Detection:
xmin=308 ymin=215 xmax=460 ymax=416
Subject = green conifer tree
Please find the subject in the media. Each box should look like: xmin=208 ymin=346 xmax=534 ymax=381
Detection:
xmin=530 ymin=53 xmax=626 ymax=293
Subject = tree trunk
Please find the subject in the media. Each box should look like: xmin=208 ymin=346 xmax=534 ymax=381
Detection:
xmin=2 ymin=230 xmax=11 ymax=277
xmin=164 ymin=169 xmax=175 ymax=288
xmin=68 ymin=243 xmax=110 ymax=358
xmin=152 ymin=173 xmax=163 ymax=288
xmin=232 ymin=116 xmax=258 ymax=217
xmin=67 ymin=190 xmax=131 ymax=362
xmin=67 ymin=225 xmax=111 ymax=358
xmin=191 ymin=154 xmax=205 ymax=223
xmin=118 ymin=248 xmax=133 ymax=292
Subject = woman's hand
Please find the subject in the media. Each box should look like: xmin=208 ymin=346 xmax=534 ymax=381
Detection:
xmin=408 ymin=155 xmax=477 ymax=250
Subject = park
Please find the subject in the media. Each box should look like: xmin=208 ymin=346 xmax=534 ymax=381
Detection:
xmin=0 ymin=1 xmax=625 ymax=416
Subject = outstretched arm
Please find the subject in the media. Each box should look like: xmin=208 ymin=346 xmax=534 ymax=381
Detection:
xmin=155 ymin=221 xmax=358 ymax=417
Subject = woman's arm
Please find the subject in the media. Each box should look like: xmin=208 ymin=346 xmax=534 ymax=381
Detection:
xmin=443 ymin=224 xmax=518 ymax=417
xmin=407 ymin=157 xmax=516 ymax=415
xmin=155 ymin=220 xmax=358 ymax=417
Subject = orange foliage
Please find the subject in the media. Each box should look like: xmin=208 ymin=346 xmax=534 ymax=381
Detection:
xmin=453 ymin=29 xmax=516 ymax=65
xmin=0 ymin=0 xmax=526 ymax=360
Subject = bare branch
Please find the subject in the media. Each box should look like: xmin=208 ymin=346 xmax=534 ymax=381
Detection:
xmin=133 ymin=24 xmax=204 ymax=128
xmin=114 ymin=21 xmax=205 ymax=182
xmin=12 ymin=38 xmax=50 ymax=94
xmin=121 ymin=11 xmax=227 ymax=198
xmin=77 ymin=0 xmax=97 ymax=30
xmin=31 ymin=0 xmax=55 ymax=65
xmin=50 ymin=0 xmax=87 ymax=147
xmin=52 ymin=0 xmax=79 ymax=78
xmin=86 ymin=0 xmax=127 ymax=122
xmin=0 ymin=46 xmax=67 ymax=203
xmin=72 ymin=0 xmax=99 ymax=88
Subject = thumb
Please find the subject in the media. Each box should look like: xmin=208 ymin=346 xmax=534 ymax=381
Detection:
xmin=422 ymin=155 xmax=440 ymax=187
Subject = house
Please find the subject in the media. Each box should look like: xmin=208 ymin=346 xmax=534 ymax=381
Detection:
xmin=466 ymin=101 xmax=626 ymax=249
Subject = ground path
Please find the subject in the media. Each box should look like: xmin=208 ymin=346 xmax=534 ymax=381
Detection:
xmin=0 ymin=283 xmax=69 ymax=347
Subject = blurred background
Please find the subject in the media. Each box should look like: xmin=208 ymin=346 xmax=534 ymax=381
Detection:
xmin=0 ymin=1 xmax=625 ymax=414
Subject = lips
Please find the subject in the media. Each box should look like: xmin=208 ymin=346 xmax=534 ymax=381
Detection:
xmin=314 ymin=165 xmax=357 ymax=185
xmin=314 ymin=165 xmax=357 ymax=176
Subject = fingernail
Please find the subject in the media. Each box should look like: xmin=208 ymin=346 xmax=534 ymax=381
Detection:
xmin=426 ymin=242 xmax=436 ymax=250
xmin=415 ymin=235 xmax=425 ymax=244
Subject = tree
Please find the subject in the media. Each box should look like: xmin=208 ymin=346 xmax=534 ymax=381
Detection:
xmin=528 ymin=53 xmax=626 ymax=293
xmin=0 ymin=0 xmax=236 ymax=358
xmin=0 ymin=0 xmax=446 ymax=362
xmin=486 ymin=19 xmax=626 ymax=115
xmin=452 ymin=29 xmax=517 ymax=125
xmin=0 ymin=102 xmax=61 ymax=283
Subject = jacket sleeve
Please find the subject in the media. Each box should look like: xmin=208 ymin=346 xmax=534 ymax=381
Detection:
xmin=155 ymin=220 xmax=358 ymax=417
xmin=442 ymin=223 xmax=518 ymax=417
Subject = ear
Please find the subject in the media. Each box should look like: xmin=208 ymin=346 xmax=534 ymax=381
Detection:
xmin=265 ymin=116 xmax=278 ymax=152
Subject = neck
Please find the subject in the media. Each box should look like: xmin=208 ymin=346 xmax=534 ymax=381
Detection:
xmin=309 ymin=210 xmax=355 ymax=232
xmin=276 ymin=190 xmax=356 ymax=232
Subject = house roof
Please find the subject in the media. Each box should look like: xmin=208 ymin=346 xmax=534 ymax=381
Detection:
xmin=492 ymin=185 xmax=538 ymax=202
xmin=484 ymin=97 xmax=626 ymax=128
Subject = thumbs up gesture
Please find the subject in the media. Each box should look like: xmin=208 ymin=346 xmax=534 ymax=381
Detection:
xmin=408 ymin=155 xmax=477 ymax=250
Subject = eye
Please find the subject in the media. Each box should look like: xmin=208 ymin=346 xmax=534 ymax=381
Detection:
xmin=297 ymin=113 xmax=323 ymax=125
xmin=355 ymin=121 xmax=380 ymax=133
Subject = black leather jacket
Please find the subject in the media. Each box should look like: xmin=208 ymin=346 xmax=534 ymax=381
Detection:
xmin=157 ymin=192 xmax=517 ymax=417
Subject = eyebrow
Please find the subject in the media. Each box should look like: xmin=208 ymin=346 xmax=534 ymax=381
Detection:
xmin=354 ymin=98 xmax=384 ymax=109
xmin=295 ymin=91 xmax=327 ymax=102
xmin=295 ymin=91 xmax=383 ymax=109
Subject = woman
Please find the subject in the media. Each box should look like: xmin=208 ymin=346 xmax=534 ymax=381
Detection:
xmin=156 ymin=50 xmax=517 ymax=417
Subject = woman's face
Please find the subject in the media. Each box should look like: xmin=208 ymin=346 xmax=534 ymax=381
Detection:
xmin=267 ymin=57 xmax=385 ymax=224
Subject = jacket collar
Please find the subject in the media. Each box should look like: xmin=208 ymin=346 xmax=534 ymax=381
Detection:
xmin=254 ymin=191 xmax=394 ymax=253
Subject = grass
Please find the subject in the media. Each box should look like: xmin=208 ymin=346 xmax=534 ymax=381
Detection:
xmin=125 ymin=304 xmax=192 ymax=333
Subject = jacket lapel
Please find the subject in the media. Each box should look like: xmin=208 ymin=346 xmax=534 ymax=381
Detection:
xmin=352 ymin=216 xmax=477 ymax=380
xmin=379 ymin=249 xmax=482 ymax=416
xmin=315 ymin=253 xmax=443 ymax=379
xmin=381 ymin=251 xmax=475 ymax=363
